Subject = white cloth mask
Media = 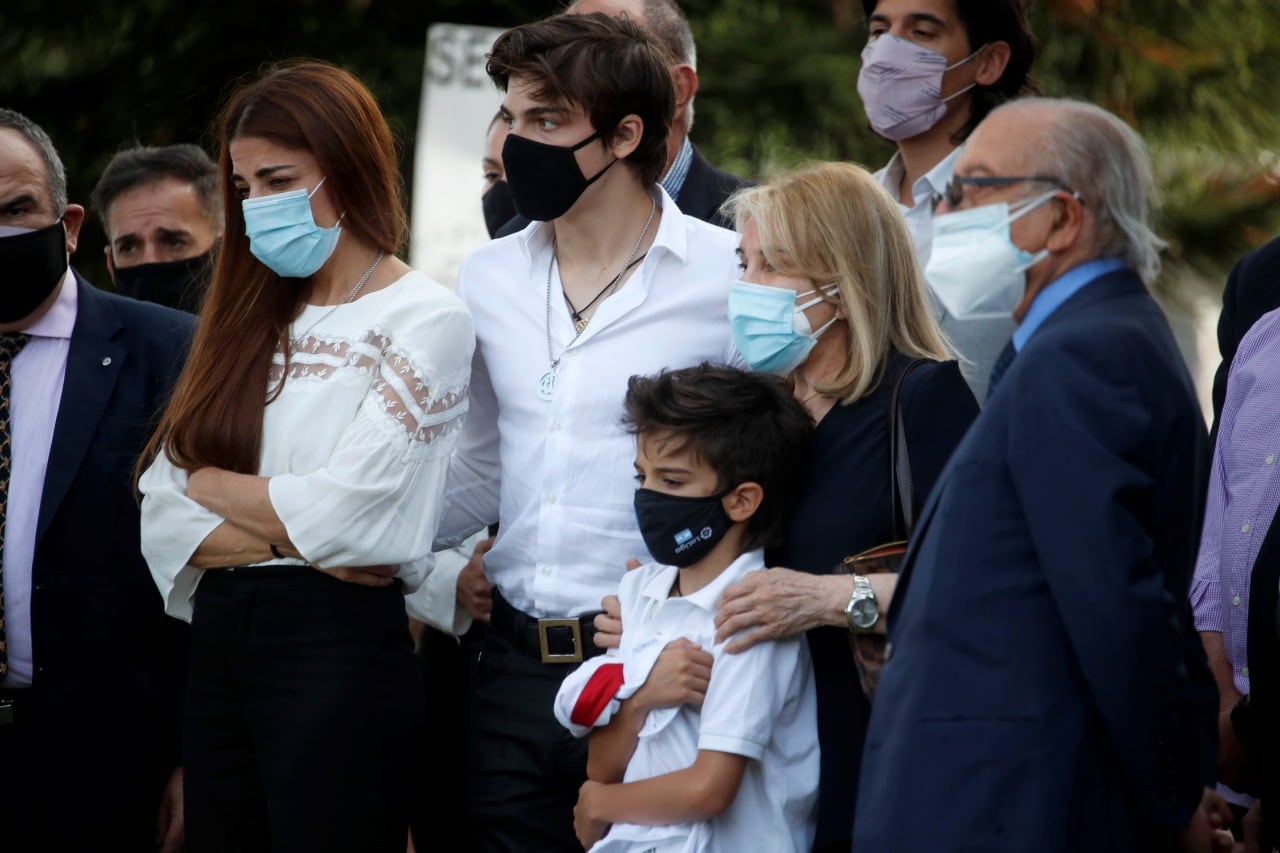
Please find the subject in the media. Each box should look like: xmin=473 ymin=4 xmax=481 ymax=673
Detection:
xmin=925 ymin=192 xmax=1057 ymax=320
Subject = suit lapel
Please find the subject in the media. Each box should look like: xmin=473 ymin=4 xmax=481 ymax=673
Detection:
xmin=885 ymin=453 xmax=953 ymax=626
xmin=36 ymin=274 xmax=125 ymax=544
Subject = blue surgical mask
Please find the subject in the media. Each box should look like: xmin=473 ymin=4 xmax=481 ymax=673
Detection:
xmin=925 ymin=192 xmax=1056 ymax=321
xmin=728 ymin=280 xmax=839 ymax=375
xmin=242 ymin=177 xmax=342 ymax=278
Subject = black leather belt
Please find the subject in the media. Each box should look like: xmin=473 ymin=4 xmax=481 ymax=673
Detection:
xmin=490 ymin=589 xmax=604 ymax=664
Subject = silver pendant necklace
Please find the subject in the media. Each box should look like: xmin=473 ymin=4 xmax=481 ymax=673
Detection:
xmin=539 ymin=196 xmax=657 ymax=402
xmin=292 ymin=250 xmax=385 ymax=341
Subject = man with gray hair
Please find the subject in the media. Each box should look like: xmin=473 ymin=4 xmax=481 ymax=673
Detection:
xmin=492 ymin=0 xmax=748 ymax=236
xmin=853 ymin=98 xmax=1227 ymax=850
xmin=91 ymin=143 xmax=221 ymax=313
xmin=0 ymin=108 xmax=193 ymax=850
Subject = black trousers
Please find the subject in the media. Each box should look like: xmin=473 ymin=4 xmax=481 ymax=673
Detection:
xmin=184 ymin=566 xmax=425 ymax=853
xmin=467 ymin=625 xmax=590 ymax=852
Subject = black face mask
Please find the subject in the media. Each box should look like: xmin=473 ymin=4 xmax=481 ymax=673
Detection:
xmin=0 ymin=219 xmax=67 ymax=324
xmin=501 ymin=130 xmax=618 ymax=222
xmin=482 ymin=179 xmax=518 ymax=238
xmin=111 ymin=250 xmax=211 ymax=314
xmin=634 ymin=487 xmax=734 ymax=569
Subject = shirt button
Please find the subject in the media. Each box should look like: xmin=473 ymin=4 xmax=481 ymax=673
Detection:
xmin=547 ymin=493 xmax=558 ymax=505
xmin=1243 ymin=666 xmax=1251 ymax=678
xmin=1267 ymin=454 xmax=1276 ymax=466
xmin=1243 ymin=522 xmax=1252 ymax=534
xmin=552 ymin=420 xmax=563 ymax=431
xmin=1233 ymin=595 xmax=1242 ymax=606
xmin=541 ymin=565 xmax=552 ymax=576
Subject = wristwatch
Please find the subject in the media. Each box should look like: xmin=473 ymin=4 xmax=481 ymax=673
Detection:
xmin=845 ymin=574 xmax=879 ymax=633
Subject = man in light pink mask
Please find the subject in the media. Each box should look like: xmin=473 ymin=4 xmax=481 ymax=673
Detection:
xmin=857 ymin=0 xmax=1039 ymax=399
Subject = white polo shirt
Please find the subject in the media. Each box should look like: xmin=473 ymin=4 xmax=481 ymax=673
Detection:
xmin=554 ymin=550 xmax=819 ymax=853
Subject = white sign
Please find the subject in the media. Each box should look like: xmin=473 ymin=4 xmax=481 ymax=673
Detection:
xmin=411 ymin=22 xmax=508 ymax=287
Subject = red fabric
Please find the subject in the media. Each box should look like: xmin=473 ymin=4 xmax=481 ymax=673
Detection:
xmin=570 ymin=662 xmax=625 ymax=727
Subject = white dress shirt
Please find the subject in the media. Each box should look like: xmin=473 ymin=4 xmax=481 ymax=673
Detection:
xmin=430 ymin=188 xmax=740 ymax=622
xmin=2 ymin=270 xmax=75 ymax=687
xmin=140 ymin=271 xmax=473 ymax=621
xmin=553 ymin=550 xmax=819 ymax=853
xmin=873 ymin=147 xmax=961 ymax=271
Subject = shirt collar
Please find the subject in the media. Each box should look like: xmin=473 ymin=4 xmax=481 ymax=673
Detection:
xmin=1012 ymin=257 xmax=1127 ymax=351
xmin=876 ymin=146 xmax=963 ymax=209
xmin=659 ymin=137 xmax=694 ymax=201
xmin=21 ymin=267 xmax=77 ymax=339
xmin=517 ymin=184 xmax=687 ymax=274
xmin=637 ymin=549 xmax=764 ymax=615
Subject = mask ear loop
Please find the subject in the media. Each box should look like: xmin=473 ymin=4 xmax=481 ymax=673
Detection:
xmin=1002 ymin=191 xmax=1063 ymax=274
xmin=307 ymin=177 xmax=346 ymax=227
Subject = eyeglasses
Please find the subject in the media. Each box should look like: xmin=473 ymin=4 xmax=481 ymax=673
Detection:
xmin=941 ymin=174 xmax=1083 ymax=210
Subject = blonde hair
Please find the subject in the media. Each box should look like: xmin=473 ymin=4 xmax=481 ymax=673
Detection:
xmin=724 ymin=161 xmax=952 ymax=403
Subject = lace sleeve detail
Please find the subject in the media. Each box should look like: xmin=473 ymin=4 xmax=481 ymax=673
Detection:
xmin=275 ymin=327 xmax=471 ymax=459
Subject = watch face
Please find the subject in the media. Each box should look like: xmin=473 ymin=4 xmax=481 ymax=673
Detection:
xmin=852 ymin=598 xmax=878 ymax=629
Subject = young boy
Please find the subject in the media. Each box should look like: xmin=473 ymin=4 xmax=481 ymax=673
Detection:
xmin=554 ymin=364 xmax=818 ymax=852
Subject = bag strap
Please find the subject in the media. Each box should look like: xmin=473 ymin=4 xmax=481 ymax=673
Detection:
xmin=889 ymin=358 xmax=928 ymax=539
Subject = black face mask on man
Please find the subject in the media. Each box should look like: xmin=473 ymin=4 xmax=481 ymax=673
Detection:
xmin=0 ymin=219 xmax=67 ymax=324
xmin=111 ymin=250 xmax=212 ymax=314
xmin=482 ymin=180 xmax=518 ymax=238
xmin=633 ymin=487 xmax=735 ymax=569
xmin=501 ymin=129 xmax=618 ymax=222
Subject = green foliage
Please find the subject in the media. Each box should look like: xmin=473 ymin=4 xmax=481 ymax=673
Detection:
xmin=2 ymin=0 xmax=1277 ymax=289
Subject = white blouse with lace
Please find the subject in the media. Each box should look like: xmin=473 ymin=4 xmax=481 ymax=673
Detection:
xmin=139 ymin=270 xmax=474 ymax=621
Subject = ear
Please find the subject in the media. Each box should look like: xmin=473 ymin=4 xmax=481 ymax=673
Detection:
xmin=61 ymin=203 xmax=85 ymax=256
xmin=608 ymin=114 xmax=645 ymax=161
xmin=723 ymin=481 xmax=764 ymax=524
xmin=1044 ymin=192 xmax=1086 ymax=254
xmin=973 ymin=40 xmax=1011 ymax=87
xmin=671 ymin=65 xmax=699 ymax=128
xmin=103 ymin=243 xmax=116 ymax=279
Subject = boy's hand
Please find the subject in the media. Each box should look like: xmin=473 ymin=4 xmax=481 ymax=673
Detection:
xmin=574 ymin=780 xmax=611 ymax=849
xmin=633 ymin=638 xmax=713 ymax=711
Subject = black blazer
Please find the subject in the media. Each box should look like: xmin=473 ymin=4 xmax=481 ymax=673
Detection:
xmin=493 ymin=143 xmax=751 ymax=237
xmin=1248 ymin=500 xmax=1280 ymax=842
xmin=1212 ymin=236 xmax=1280 ymax=432
xmin=23 ymin=272 xmax=194 ymax=841
xmin=856 ymin=269 xmax=1217 ymax=851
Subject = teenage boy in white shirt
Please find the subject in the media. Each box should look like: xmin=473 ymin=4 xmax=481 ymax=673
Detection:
xmin=425 ymin=13 xmax=742 ymax=851
xmin=555 ymin=364 xmax=819 ymax=853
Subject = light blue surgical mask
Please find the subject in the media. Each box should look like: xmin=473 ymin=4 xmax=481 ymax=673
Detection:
xmin=728 ymin=280 xmax=840 ymax=375
xmin=924 ymin=191 xmax=1056 ymax=321
xmin=242 ymin=177 xmax=343 ymax=278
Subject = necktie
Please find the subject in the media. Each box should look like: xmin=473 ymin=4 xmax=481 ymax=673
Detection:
xmin=0 ymin=332 xmax=30 ymax=679
xmin=987 ymin=338 xmax=1017 ymax=402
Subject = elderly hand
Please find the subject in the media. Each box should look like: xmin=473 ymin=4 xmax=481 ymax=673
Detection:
xmin=714 ymin=568 xmax=854 ymax=653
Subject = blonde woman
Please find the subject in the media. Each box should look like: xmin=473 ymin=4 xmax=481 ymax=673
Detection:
xmin=715 ymin=161 xmax=979 ymax=851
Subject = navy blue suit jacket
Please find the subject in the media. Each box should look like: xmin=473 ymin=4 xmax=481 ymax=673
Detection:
xmin=7 ymin=272 xmax=194 ymax=844
xmin=854 ymin=268 xmax=1216 ymax=851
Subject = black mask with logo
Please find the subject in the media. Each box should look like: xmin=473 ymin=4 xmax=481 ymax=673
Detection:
xmin=633 ymin=487 xmax=734 ymax=569
xmin=0 ymin=219 xmax=67 ymax=324
xmin=112 ymin=250 xmax=211 ymax=314
xmin=482 ymin=180 xmax=518 ymax=239
xmin=501 ymin=129 xmax=618 ymax=222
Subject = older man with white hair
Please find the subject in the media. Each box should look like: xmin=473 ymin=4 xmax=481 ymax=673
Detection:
xmin=853 ymin=98 xmax=1227 ymax=851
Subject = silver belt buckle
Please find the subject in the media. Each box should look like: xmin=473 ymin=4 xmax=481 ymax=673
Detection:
xmin=0 ymin=699 xmax=16 ymax=726
xmin=537 ymin=618 xmax=583 ymax=664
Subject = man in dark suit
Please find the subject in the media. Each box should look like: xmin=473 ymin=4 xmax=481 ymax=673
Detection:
xmin=1211 ymin=236 xmax=1280 ymax=434
xmin=854 ymin=98 xmax=1226 ymax=851
xmin=493 ymin=0 xmax=749 ymax=238
xmin=0 ymin=109 xmax=194 ymax=850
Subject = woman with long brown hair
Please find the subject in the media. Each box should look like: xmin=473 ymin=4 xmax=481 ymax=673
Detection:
xmin=138 ymin=60 xmax=473 ymax=851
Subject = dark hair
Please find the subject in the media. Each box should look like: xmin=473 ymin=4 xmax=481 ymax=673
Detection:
xmin=143 ymin=59 xmax=407 ymax=476
xmin=0 ymin=108 xmax=67 ymax=212
xmin=91 ymin=144 xmax=222 ymax=234
xmin=623 ymin=364 xmax=813 ymax=552
xmin=487 ymin=12 xmax=674 ymax=186
xmin=861 ymin=0 xmax=1039 ymax=141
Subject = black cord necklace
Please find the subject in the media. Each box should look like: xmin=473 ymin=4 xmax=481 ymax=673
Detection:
xmin=562 ymin=253 xmax=648 ymax=332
